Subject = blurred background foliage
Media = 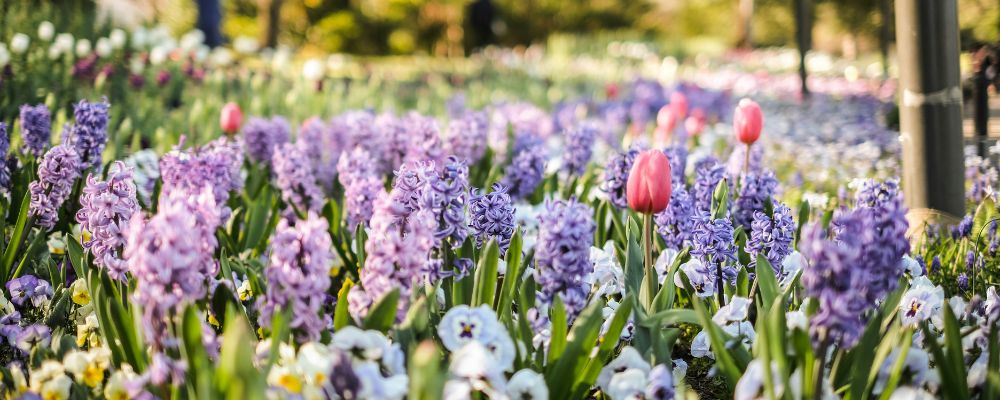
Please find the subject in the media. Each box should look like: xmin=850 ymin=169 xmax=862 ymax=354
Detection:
xmin=1 ymin=0 xmax=999 ymax=57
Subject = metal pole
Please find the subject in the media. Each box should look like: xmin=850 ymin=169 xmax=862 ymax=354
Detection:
xmin=896 ymin=0 xmax=966 ymax=219
xmin=795 ymin=0 xmax=811 ymax=98
xmin=973 ymin=48 xmax=990 ymax=157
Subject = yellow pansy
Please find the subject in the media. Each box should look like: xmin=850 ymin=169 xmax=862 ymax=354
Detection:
xmin=71 ymin=279 xmax=90 ymax=306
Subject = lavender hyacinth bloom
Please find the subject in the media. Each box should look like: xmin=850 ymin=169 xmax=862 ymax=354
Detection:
xmin=76 ymin=161 xmax=139 ymax=280
xmin=746 ymin=203 xmax=795 ymax=274
xmin=468 ymin=184 xmax=516 ymax=253
xmin=800 ymin=213 xmax=871 ymax=348
xmin=692 ymin=156 xmax=727 ymax=213
xmin=734 ymin=171 xmax=778 ymax=229
xmin=427 ymin=156 xmax=470 ymax=245
xmin=445 ymin=111 xmax=489 ymax=165
xmin=160 ymin=138 xmax=244 ymax=216
xmin=655 ymin=186 xmax=695 ymax=250
xmin=242 ymin=116 xmax=290 ymax=164
xmin=662 ymin=145 xmax=687 ymax=184
xmin=6 ymin=275 xmax=53 ymax=307
xmin=296 ymin=118 xmax=342 ymax=191
xmin=534 ymin=199 xmax=595 ymax=320
xmin=958 ymin=273 xmax=970 ymax=292
xmin=126 ymin=187 xmax=221 ymax=349
xmin=377 ymin=113 xmax=410 ymax=172
xmin=370 ymin=162 xmax=436 ymax=234
xmin=337 ymin=147 xmax=380 ymax=188
xmin=404 ymin=112 xmax=444 ymax=165
xmin=601 ymin=147 xmax=639 ymax=208
xmin=350 ymin=199 xmax=436 ymax=321
xmin=339 ymin=146 xmax=385 ymax=229
xmin=852 ymin=179 xmax=909 ymax=305
xmin=29 ymin=145 xmax=82 ymax=230
xmin=272 ymin=142 xmax=324 ymax=213
xmin=0 ymin=123 xmax=8 ymax=192
xmin=953 ymin=215 xmax=973 ymax=239
xmin=19 ymin=104 xmax=51 ymax=157
xmin=257 ymin=213 xmax=333 ymax=343
xmin=66 ymin=99 xmax=110 ymax=169
xmin=562 ymin=122 xmax=597 ymax=176
xmin=690 ymin=212 xmax=737 ymax=265
xmin=726 ymin=144 xmax=763 ymax=177
xmin=502 ymin=136 xmax=547 ymax=199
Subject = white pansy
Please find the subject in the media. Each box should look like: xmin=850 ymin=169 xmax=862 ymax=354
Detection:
xmin=734 ymin=360 xmax=784 ymax=400
xmin=507 ymin=369 xmax=548 ymax=400
xmin=901 ymin=255 xmax=923 ymax=277
xmin=873 ymin=347 xmax=931 ymax=395
xmin=11 ymin=33 xmax=30 ymax=54
xmin=606 ymin=368 xmax=648 ymax=400
xmin=691 ymin=331 xmax=712 ymax=358
xmin=654 ymin=248 xmax=679 ymax=283
xmin=597 ymin=346 xmax=650 ymax=391
xmin=785 ymin=310 xmax=807 ymax=331
xmin=296 ymin=342 xmax=333 ymax=385
xmin=38 ymin=21 xmax=55 ymax=41
xmin=968 ymin=352 xmax=989 ymax=388
xmin=672 ymin=359 xmax=688 ymax=382
xmin=889 ymin=387 xmax=937 ymax=400
xmin=75 ymin=38 xmax=91 ymax=57
xmin=448 ymin=342 xmax=507 ymax=394
xmin=675 ymin=258 xmax=716 ymax=298
xmin=255 ymin=338 xmax=296 ymax=365
xmin=54 ymin=33 xmax=74 ymax=54
xmin=330 ymin=326 xmax=388 ymax=361
xmin=438 ymin=304 xmax=502 ymax=351
xmin=779 ymin=251 xmax=805 ymax=287
xmin=899 ymin=284 xmax=944 ymax=327
xmin=713 ymin=296 xmax=751 ymax=324
xmin=29 ymin=360 xmax=65 ymax=392
xmin=109 ymin=29 xmax=127 ymax=49
xmin=95 ymin=38 xmax=112 ymax=58
xmin=302 ymin=58 xmax=326 ymax=81
xmin=587 ymin=242 xmax=625 ymax=298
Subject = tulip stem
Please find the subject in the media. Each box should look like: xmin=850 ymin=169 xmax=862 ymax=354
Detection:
xmin=743 ymin=143 xmax=751 ymax=175
xmin=642 ymin=213 xmax=656 ymax=309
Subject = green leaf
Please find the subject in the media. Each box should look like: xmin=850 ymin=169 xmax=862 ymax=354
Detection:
xmin=574 ymin=295 xmax=635 ymax=398
xmin=847 ymin=311 xmax=885 ymax=400
xmin=640 ymin=309 xmax=699 ymax=327
xmin=180 ymin=306 xmax=213 ymax=399
xmin=409 ymin=341 xmax=446 ymax=400
xmin=623 ymin=217 xmax=644 ymax=300
xmin=1 ymin=194 xmax=31 ymax=279
xmin=545 ymin=299 xmax=606 ymax=400
xmin=755 ymin=255 xmax=780 ymax=310
xmin=711 ymin=178 xmax=730 ymax=220
xmin=548 ymin=297 xmax=569 ymax=363
xmin=215 ymin=306 xmax=265 ymax=400
xmin=362 ymin=289 xmax=400 ymax=333
xmin=334 ymin=279 xmax=355 ymax=330
xmin=497 ymin=228 xmax=523 ymax=322
xmin=266 ymin=307 xmax=292 ymax=372
xmin=684 ymin=276 xmax=749 ymax=390
xmin=471 ymin=240 xmax=500 ymax=308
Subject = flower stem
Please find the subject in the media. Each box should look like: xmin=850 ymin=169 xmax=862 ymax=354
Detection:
xmin=743 ymin=143 xmax=751 ymax=175
xmin=715 ymin=259 xmax=725 ymax=307
xmin=641 ymin=213 xmax=657 ymax=309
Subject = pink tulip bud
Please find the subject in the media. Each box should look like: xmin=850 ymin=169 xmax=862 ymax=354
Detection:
xmin=627 ymin=150 xmax=672 ymax=214
xmin=669 ymin=92 xmax=688 ymax=120
xmin=656 ymin=105 xmax=677 ymax=132
xmin=733 ymin=98 xmax=763 ymax=145
xmin=685 ymin=108 xmax=706 ymax=137
xmin=220 ymin=102 xmax=243 ymax=135
xmin=606 ymin=83 xmax=619 ymax=100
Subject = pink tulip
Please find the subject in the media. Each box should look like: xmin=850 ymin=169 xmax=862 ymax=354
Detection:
xmin=627 ymin=150 xmax=672 ymax=214
xmin=685 ymin=108 xmax=706 ymax=137
xmin=220 ymin=102 xmax=243 ymax=135
xmin=656 ymin=105 xmax=677 ymax=132
xmin=733 ymin=98 xmax=763 ymax=145
xmin=606 ymin=83 xmax=619 ymax=100
xmin=669 ymin=92 xmax=688 ymax=120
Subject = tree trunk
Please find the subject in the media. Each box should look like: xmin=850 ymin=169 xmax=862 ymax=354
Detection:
xmin=735 ymin=0 xmax=754 ymax=49
xmin=258 ymin=0 xmax=282 ymax=48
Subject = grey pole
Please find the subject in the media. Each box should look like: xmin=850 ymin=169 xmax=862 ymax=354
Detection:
xmin=896 ymin=0 xmax=966 ymax=220
xmin=794 ymin=0 xmax=811 ymax=98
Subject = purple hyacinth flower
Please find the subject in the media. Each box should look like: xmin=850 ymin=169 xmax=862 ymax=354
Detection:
xmin=502 ymin=135 xmax=548 ymax=200
xmin=0 ymin=122 xmax=8 ymax=193
xmin=534 ymin=198 xmax=595 ymax=320
xmin=444 ymin=111 xmax=489 ymax=165
xmin=19 ymin=104 xmax=51 ymax=157
xmin=67 ymin=98 xmax=110 ymax=169
xmin=851 ymin=179 xmax=909 ymax=305
xmin=257 ymin=213 xmax=333 ymax=343
xmin=272 ymin=142 xmax=325 ymax=213
xmin=242 ymin=116 xmax=290 ymax=164
xmin=746 ymin=202 xmax=795 ymax=275
xmin=662 ymin=145 xmax=687 ymax=184
xmin=562 ymin=122 xmax=597 ymax=176
xmin=601 ymin=147 xmax=639 ymax=208
xmin=690 ymin=211 xmax=737 ymax=265
xmin=468 ymin=183 xmax=516 ymax=253
xmin=404 ymin=112 xmax=444 ymax=166
xmin=76 ymin=161 xmax=139 ymax=281
xmin=655 ymin=185 xmax=695 ymax=250
xmin=734 ymin=171 xmax=778 ymax=230
xmin=426 ymin=156 xmax=470 ymax=246
xmin=160 ymin=137 xmax=244 ymax=219
xmin=296 ymin=118 xmax=343 ymax=192
xmin=28 ymin=144 xmax=82 ymax=230
xmin=693 ymin=156 xmax=728 ymax=214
